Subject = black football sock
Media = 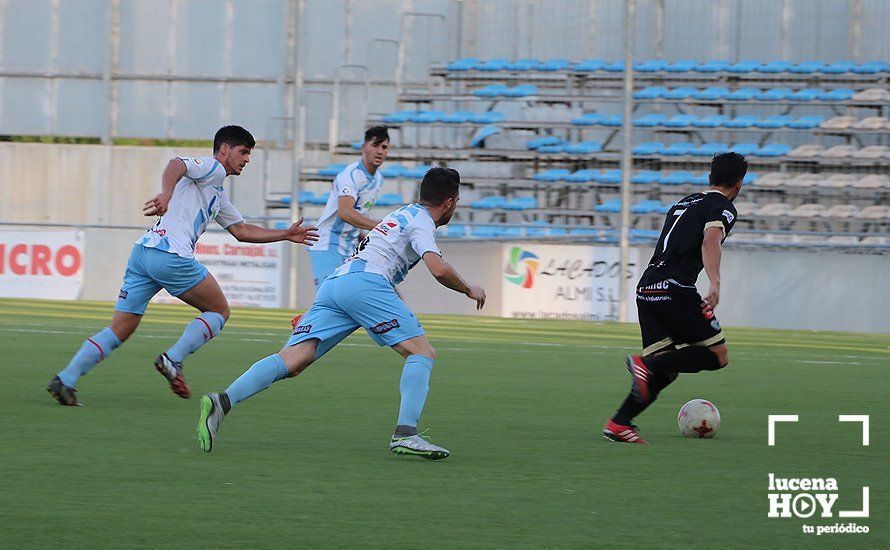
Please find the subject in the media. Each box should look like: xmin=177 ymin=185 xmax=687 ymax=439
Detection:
xmin=643 ymin=346 xmax=722 ymax=374
xmin=612 ymin=371 xmax=678 ymax=425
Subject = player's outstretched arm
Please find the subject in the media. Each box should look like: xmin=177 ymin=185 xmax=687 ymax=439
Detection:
xmin=226 ymin=218 xmax=319 ymax=246
xmin=701 ymin=226 xmax=723 ymax=315
xmin=336 ymin=196 xmax=380 ymax=230
xmin=422 ymin=252 xmax=486 ymax=310
xmin=143 ymin=158 xmax=187 ymax=217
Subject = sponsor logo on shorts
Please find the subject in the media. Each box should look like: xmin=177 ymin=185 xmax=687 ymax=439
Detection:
xmin=293 ymin=324 xmax=312 ymax=335
xmin=370 ymin=319 xmax=400 ymax=334
xmin=118 ymin=289 xmax=128 ymax=300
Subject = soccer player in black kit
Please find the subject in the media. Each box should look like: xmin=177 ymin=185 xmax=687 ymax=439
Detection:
xmin=603 ymin=152 xmax=746 ymax=444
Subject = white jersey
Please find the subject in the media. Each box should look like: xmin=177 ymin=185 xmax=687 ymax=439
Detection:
xmin=331 ymin=204 xmax=440 ymax=285
xmin=136 ymin=156 xmax=244 ymax=258
xmin=314 ymin=161 xmax=385 ymax=255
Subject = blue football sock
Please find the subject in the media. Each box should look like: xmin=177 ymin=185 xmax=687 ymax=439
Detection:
xmin=225 ymin=354 xmax=289 ymax=406
xmin=57 ymin=327 xmax=122 ymax=388
xmin=396 ymin=354 xmax=434 ymax=428
xmin=165 ymin=311 xmax=226 ymax=363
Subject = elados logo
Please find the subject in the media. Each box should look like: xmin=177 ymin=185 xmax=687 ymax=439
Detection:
xmin=504 ymin=247 xmax=539 ymax=288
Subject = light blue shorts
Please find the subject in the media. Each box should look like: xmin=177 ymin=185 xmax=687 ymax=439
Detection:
xmin=287 ymin=271 xmax=425 ymax=358
xmin=115 ymin=245 xmax=209 ymax=315
xmin=309 ymin=248 xmax=348 ymax=289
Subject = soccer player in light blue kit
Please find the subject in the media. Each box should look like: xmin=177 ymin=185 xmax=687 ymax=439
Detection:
xmin=197 ymin=168 xmax=486 ymax=460
xmin=47 ymin=126 xmax=319 ymax=406
xmin=309 ymin=126 xmax=389 ymax=289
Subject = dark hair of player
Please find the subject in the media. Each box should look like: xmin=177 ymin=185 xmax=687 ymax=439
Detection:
xmin=419 ymin=167 xmax=460 ymax=206
xmin=213 ymin=125 xmax=255 ymax=154
xmin=709 ymin=152 xmax=748 ymax=188
xmin=364 ymin=126 xmax=390 ymax=146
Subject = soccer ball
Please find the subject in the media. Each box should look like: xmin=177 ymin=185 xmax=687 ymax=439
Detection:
xmin=677 ymin=399 xmax=721 ymax=438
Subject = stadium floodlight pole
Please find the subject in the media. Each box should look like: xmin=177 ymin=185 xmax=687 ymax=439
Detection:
xmin=289 ymin=0 xmax=307 ymax=310
xmin=618 ymin=0 xmax=636 ymax=323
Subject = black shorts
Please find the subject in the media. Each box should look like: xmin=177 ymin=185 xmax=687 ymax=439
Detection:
xmin=636 ymin=279 xmax=726 ymax=357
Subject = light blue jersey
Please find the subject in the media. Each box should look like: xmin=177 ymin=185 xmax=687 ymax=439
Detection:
xmin=314 ymin=160 xmax=385 ymax=256
xmin=331 ymin=204 xmax=440 ymax=285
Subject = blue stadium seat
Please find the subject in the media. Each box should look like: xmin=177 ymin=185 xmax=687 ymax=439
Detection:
xmin=730 ymin=143 xmax=760 ymax=156
xmin=380 ymin=164 xmax=407 ymax=178
xmin=564 ymin=141 xmax=603 ymax=154
xmin=504 ymin=84 xmax=538 ymax=97
xmin=743 ymin=172 xmax=759 ymax=184
xmin=527 ymin=136 xmax=565 ymax=150
xmin=663 ymin=86 xmax=698 ymax=99
xmin=788 ymin=115 xmax=824 ymax=129
xmin=533 ymin=168 xmax=572 ymax=181
xmin=820 ymin=88 xmax=855 ymax=101
xmin=595 ymin=199 xmax=622 ymax=213
xmin=755 ymin=144 xmax=791 ymax=157
xmin=789 ymin=61 xmax=825 ymax=74
xmin=593 ymin=169 xmax=622 ymax=184
xmin=631 ymin=171 xmax=661 ymax=184
xmin=471 ymin=196 xmax=508 ymax=209
xmin=754 ymin=115 xmax=792 ymax=128
xmin=632 ymin=142 xmax=665 ymax=155
xmin=294 ymin=191 xmax=314 ymax=204
xmin=440 ymin=111 xmax=474 ymax=123
xmin=665 ymin=59 xmax=698 ymax=72
xmin=571 ymin=113 xmax=605 ymax=126
xmin=633 ymin=86 xmax=669 ymax=99
xmin=820 ymin=61 xmax=856 ymax=74
xmin=470 ymin=125 xmax=501 ymax=147
xmin=472 ymin=225 xmax=505 ymax=238
xmin=727 ymin=87 xmax=761 ymax=100
xmin=727 ymin=60 xmax=763 ymax=73
xmin=505 ymin=59 xmax=540 ymax=71
xmin=662 ymin=142 xmax=695 ymax=156
xmin=537 ymin=143 xmax=568 ymax=154
xmin=724 ymin=115 xmax=759 ymax=128
xmin=693 ymin=87 xmax=730 ymax=100
xmin=631 ymin=200 xmax=664 ymax=213
xmin=634 ymin=59 xmax=668 ymax=72
xmin=307 ymin=193 xmax=329 ymax=205
xmin=505 ymin=197 xmax=538 ymax=210
xmin=691 ymin=142 xmax=728 ymax=156
xmin=692 ymin=172 xmax=711 ymax=185
xmin=572 ymin=59 xmax=607 ymax=71
xmin=663 ymin=114 xmax=698 ymax=128
xmin=374 ymin=193 xmax=404 ymax=207
xmin=659 ymin=171 xmax=695 ymax=185
xmin=692 ymin=114 xmax=729 ymax=128
xmin=633 ymin=113 xmax=668 ymax=127
xmin=852 ymin=61 xmax=889 ymax=74
xmin=318 ymin=163 xmax=348 ymax=176
xmin=382 ymin=110 xmax=422 ymax=123
xmin=631 ymin=229 xmax=662 ymax=242
xmin=600 ymin=114 xmax=624 ymax=126
xmin=404 ymin=165 xmax=433 ymax=178
xmin=601 ymin=61 xmax=625 ymax=72
xmin=565 ymin=169 xmax=599 ymax=182
xmin=789 ymin=88 xmax=823 ymax=101
xmin=536 ymin=59 xmax=571 ymax=71
xmin=476 ymin=58 xmax=510 ymax=71
xmin=757 ymin=87 xmax=793 ymax=101
xmin=758 ymin=61 xmax=793 ymax=73
xmin=441 ymin=223 xmax=468 ymax=238
xmin=473 ymin=84 xmax=511 ymax=97
xmin=694 ymin=60 xmax=731 ymax=73
xmin=446 ymin=58 xmax=478 ymax=71
xmin=414 ymin=110 xmax=445 ymax=123
xmin=470 ymin=112 xmax=505 ymax=124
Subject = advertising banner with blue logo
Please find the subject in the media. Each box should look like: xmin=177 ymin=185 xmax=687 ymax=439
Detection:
xmin=501 ymin=244 xmax=643 ymax=322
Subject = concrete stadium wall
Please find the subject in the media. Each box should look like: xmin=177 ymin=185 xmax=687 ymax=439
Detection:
xmin=12 ymin=227 xmax=887 ymax=334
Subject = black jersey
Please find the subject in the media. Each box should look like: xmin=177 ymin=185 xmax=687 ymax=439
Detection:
xmin=638 ymin=190 xmax=737 ymax=287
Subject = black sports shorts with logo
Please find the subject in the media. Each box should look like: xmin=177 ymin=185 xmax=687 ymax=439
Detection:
xmin=635 ymin=279 xmax=726 ymax=357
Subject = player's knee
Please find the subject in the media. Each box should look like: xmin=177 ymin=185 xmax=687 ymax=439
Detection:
xmin=217 ymin=305 xmax=231 ymax=322
xmin=426 ymin=345 xmax=436 ymax=361
xmin=711 ymin=346 xmax=730 ymax=369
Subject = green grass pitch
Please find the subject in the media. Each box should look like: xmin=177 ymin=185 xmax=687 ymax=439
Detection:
xmin=1 ymin=298 xmax=887 ymax=548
